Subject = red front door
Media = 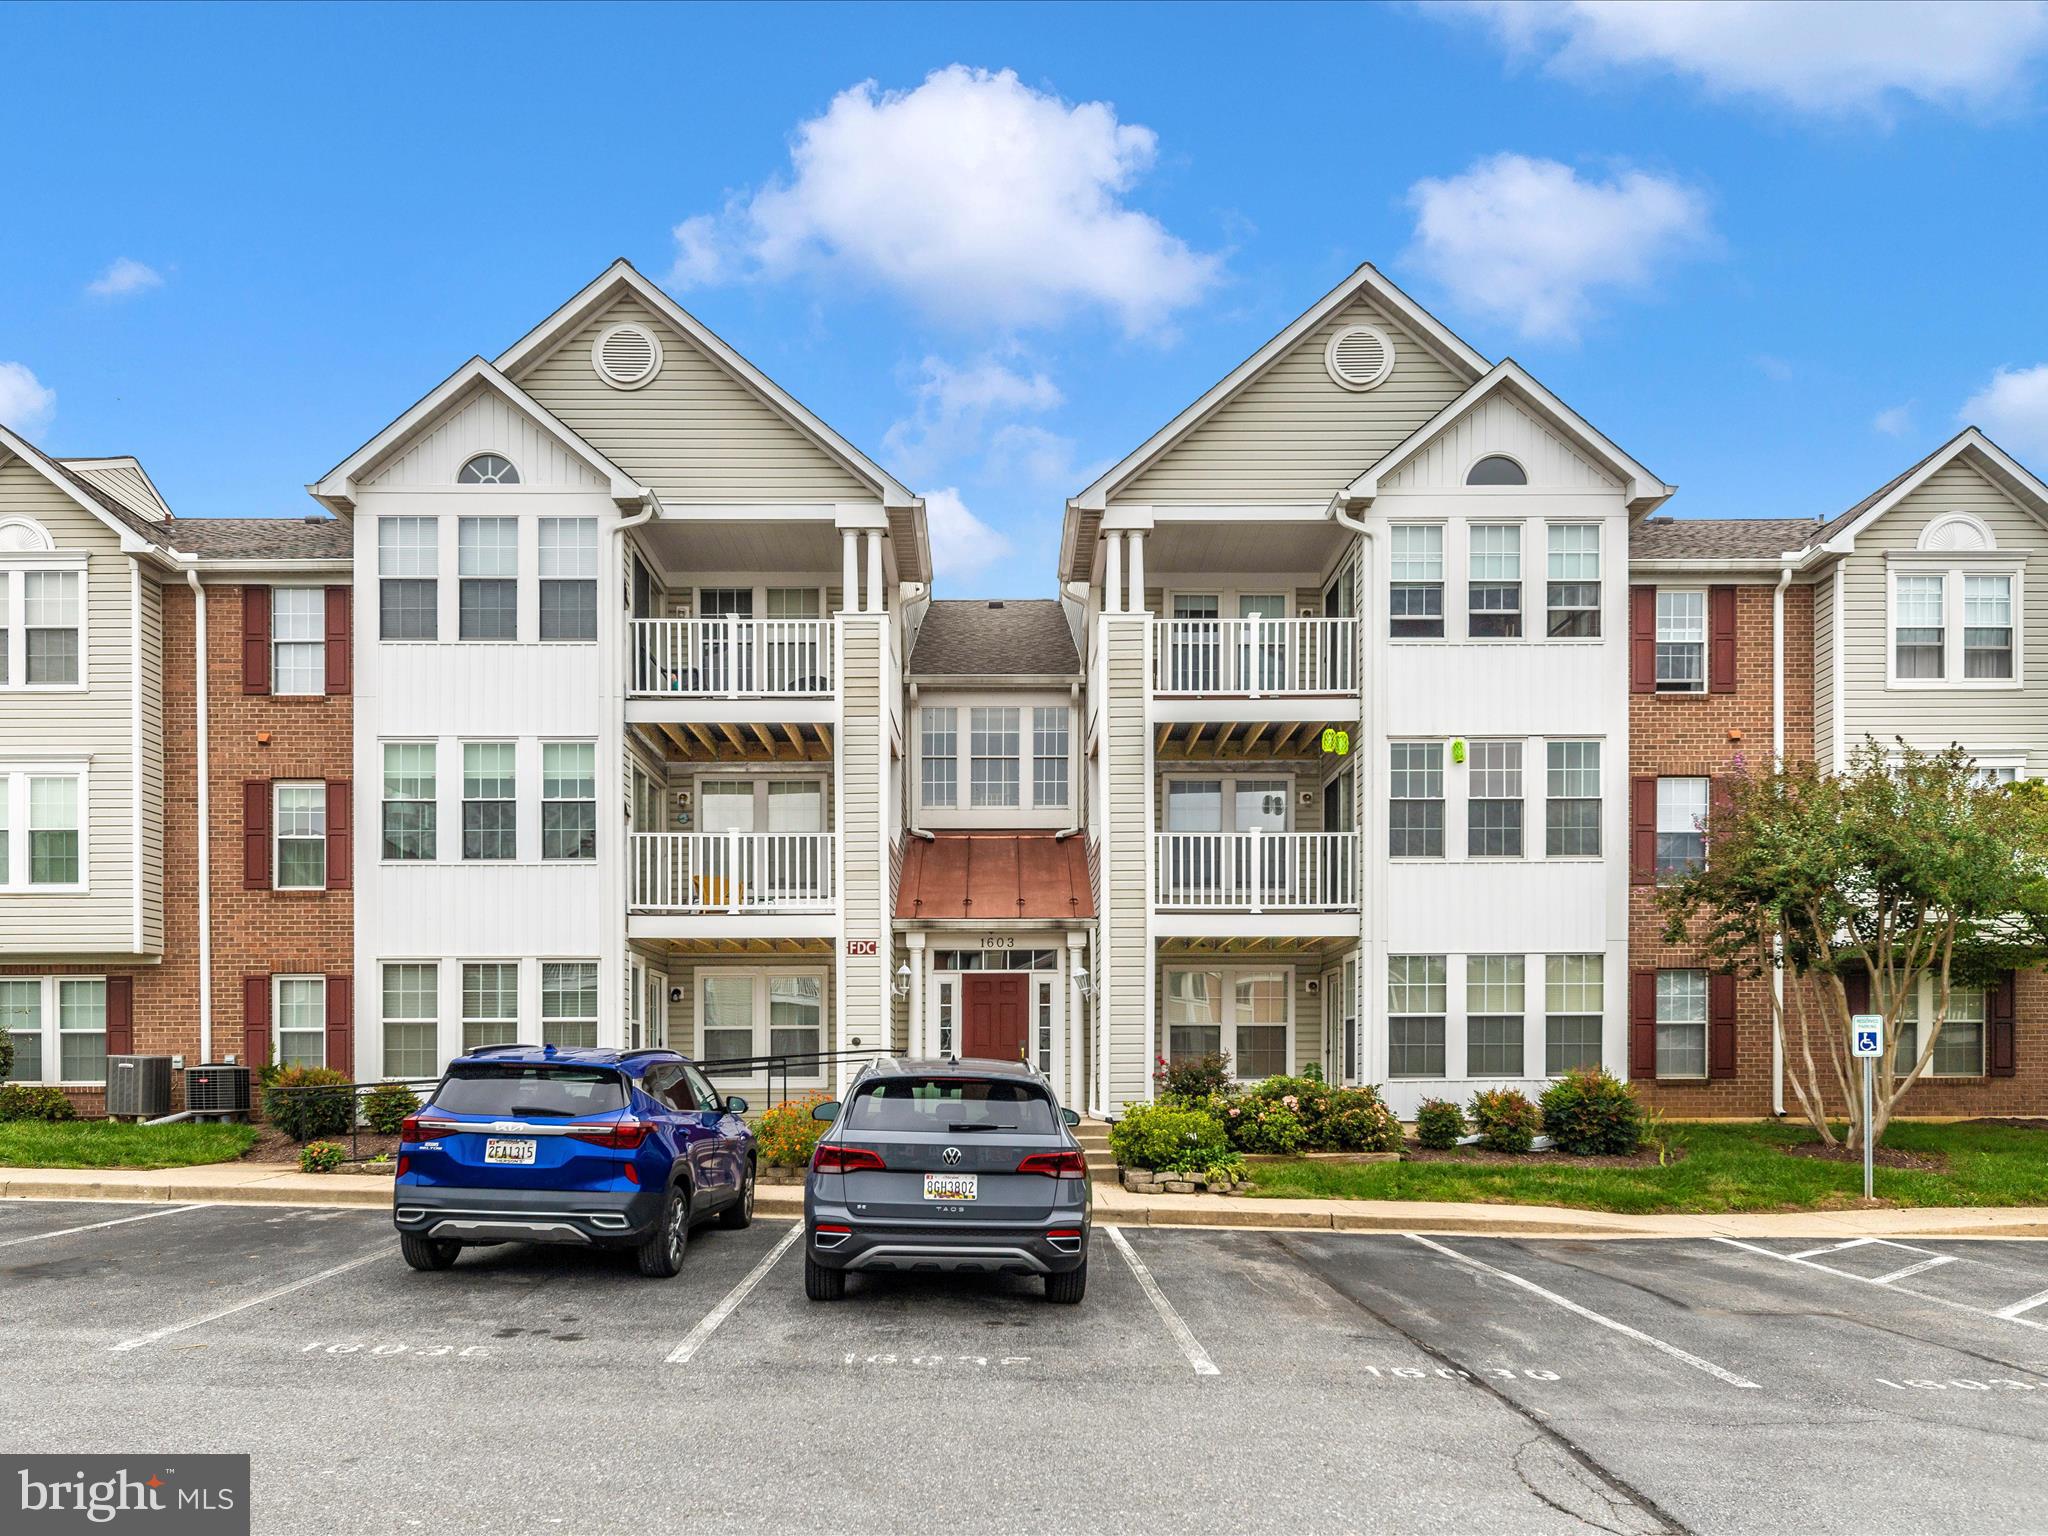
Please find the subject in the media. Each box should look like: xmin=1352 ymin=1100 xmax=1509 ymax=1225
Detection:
xmin=962 ymin=974 xmax=1029 ymax=1062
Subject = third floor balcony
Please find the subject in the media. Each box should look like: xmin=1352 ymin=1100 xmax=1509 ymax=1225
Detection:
xmin=629 ymin=617 xmax=837 ymax=713
xmin=1151 ymin=616 xmax=1357 ymax=702
xmin=1153 ymin=829 xmax=1359 ymax=914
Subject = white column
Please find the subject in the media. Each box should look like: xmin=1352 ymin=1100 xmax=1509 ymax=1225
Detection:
xmin=907 ymin=933 xmax=927 ymax=1057
xmin=841 ymin=529 xmax=860 ymax=613
xmin=1104 ymin=531 xmax=1124 ymax=615
xmin=1066 ymin=931 xmax=1086 ymax=1112
xmin=864 ymin=530 xmax=884 ymax=614
xmin=1127 ymin=530 xmax=1146 ymax=614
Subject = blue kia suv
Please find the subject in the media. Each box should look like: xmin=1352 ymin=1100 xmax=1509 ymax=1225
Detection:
xmin=393 ymin=1044 xmax=755 ymax=1278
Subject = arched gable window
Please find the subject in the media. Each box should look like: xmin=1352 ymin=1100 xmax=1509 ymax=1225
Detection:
xmin=457 ymin=454 xmax=520 ymax=486
xmin=1466 ymin=455 xmax=1527 ymax=487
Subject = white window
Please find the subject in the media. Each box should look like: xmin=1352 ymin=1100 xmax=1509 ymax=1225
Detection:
xmin=1545 ymin=955 xmax=1604 ymax=1074
xmin=1467 ymin=740 xmax=1523 ymax=858
xmin=1890 ymin=566 xmax=2021 ymax=687
xmin=0 ymin=978 xmax=42 ymax=1083
xmin=542 ymin=742 xmax=597 ymax=861
xmin=461 ymin=962 xmax=520 ymax=1052
xmin=19 ymin=570 xmax=82 ymax=686
xmin=542 ymin=962 xmax=600 ymax=1048
xmin=538 ymin=517 xmax=598 ymax=641
xmin=1467 ymin=956 xmax=1525 ymax=1077
xmin=1655 ymin=590 xmax=1706 ymax=692
xmin=1656 ymin=777 xmax=1708 ymax=879
xmin=457 ymin=453 xmax=520 ymax=485
xmin=921 ymin=707 xmax=957 ymax=807
xmin=1894 ymin=980 xmax=1987 ymax=1078
xmin=1964 ymin=574 xmax=2014 ymax=679
xmin=1655 ymin=969 xmax=1707 ymax=1080
xmin=1388 ymin=956 xmax=1447 ymax=1078
xmin=1546 ymin=741 xmax=1601 ymax=856
xmin=697 ymin=970 xmax=827 ymax=1078
xmin=271 ymin=588 xmax=325 ymax=694
xmin=2 ymin=976 xmax=106 ymax=1085
xmin=459 ymin=517 xmax=518 ymax=640
xmin=462 ymin=743 xmax=516 ymax=860
xmin=57 ymin=978 xmax=105 ymax=1083
xmin=936 ymin=977 xmax=956 ymax=1056
xmin=1389 ymin=742 xmax=1444 ymax=858
xmin=0 ymin=769 xmax=86 ymax=889
xmin=382 ymin=743 xmax=436 ymax=861
xmin=1467 ymin=525 xmax=1522 ymax=638
xmin=275 ymin=976 xmax=326 ymax=1070
xmin=274 ymin=782 xmax=327 ymax=890
xmin=970 ymin=706 xmax=1021 ymax=807
xmin=381 ymin=963 xmax=439 ymax=1079
xmin=1893 ymin=574 xmax=1945 ymax=679
xmin=1033 ymin=706 xmax=1070 ymax=807
xmin=700 ymin=974 xmax=754 ymax=1063
xmin=1390 ymin=525 xmax=1445 ymax=638
xmin=1546 ymin=525 xmax=1601 ymax=638
xmin=1164 ymin=968 xmax=1290 ymax=1080
xmin=378 ymin=517 xmax=438 ymax=640
xmin=1037 ymin=978 xmax=1055 ymax=1073
xmin=768 ymin=974 xmax=824 ymax=1060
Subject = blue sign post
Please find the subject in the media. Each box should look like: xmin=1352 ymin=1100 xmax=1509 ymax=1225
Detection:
xmin=1851 ymin=1013 xmax=1884 ymax=1199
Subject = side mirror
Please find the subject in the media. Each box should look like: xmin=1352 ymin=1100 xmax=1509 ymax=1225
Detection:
xmin=810 ymin=1100 xmax=842 ymax=1122
xmin=725 ymin=1095 xmax=749 ymax=1116
xmin=1061 ymin=1107 xmax=1081 ymax=1127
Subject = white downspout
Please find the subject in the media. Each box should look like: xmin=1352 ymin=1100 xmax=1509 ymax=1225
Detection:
xmin=185 ymin=569 xmax=213 ymax=1063
xmin=1332 ymin=499 xmax=1377 ymax=1087
xmin=1770 ymin=561 xmax=1792 ymax=1117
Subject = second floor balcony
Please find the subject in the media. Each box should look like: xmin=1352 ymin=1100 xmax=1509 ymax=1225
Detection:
xmin=628 ymin=831 xmax=837 ymax=915
xmin=630 ymin=617 xmax=836 ymax=701
xmin=1153 ymin=830 xmax=1359 ymax=913
xmin=1153 ymin=616 xmax=1357 ymax=698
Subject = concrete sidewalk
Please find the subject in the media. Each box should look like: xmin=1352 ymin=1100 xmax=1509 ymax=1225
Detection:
xmin=6 ymin=1161 xmax=2048 ymax=1239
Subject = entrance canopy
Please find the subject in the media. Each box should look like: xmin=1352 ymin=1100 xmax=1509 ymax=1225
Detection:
xmin=895 ymin=832 xmax=1094 ymax=922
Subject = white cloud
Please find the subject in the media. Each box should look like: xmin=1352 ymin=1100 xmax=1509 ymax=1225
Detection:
xmin=986 ymin=423 xmax=1080 ymax=487
xmin=924 ymin=487 xmax=1014 ymax=585
xmin=1873 ymin=402 xmax=1915 ymax=438
xmin=85 ymin=257 xmax=163 ymax=300
xmin=1458 ymin=1 xmax=2048 ymax=116
xmin=0 ymin=362 xmax=56 ymax=437
xmin=1404 ymin=154 xmax=1712 ymax=341
xmin=1962 ymin=365 xmax=2048 ymax=459
xmin=882 ymin=354 xmax=1066 ymax=484
xmin=670 ymin=65 xmax=1221 ymax=335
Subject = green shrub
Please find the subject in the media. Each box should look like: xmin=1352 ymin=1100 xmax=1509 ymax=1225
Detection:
xmin=299 ymin=1140 xmax=347 ymax=1173
xmin=1468 ymin=1087 xmax=1540 ymax=1154
xmin=1414 ymin=1098 xmax=1466 ymax=1150
xmin=1230 ymin=1076 xmax=1399 ymax=1152
xmin=1227 ymin=1099 xmax=1307 ymax=1155
xmin=756 ymin=1091 xmax=833 ymax=1167
xmin=1539 ymin=1069 xmax=1645 ymax=1156
xmin=1322 ymin=1087 xmax=1403 ymax=1152
xmin=1108 ymin=1100 xmax=1230 ymax=1172
xmin=263 ymin=1067 xmax=353 ymax=1141
xmin=1153 ymin=1051 xmax=1234 ymax=1104
xmin=0 ymin=1084 xmax=78 ymax=1122
xmin=361 ymin=1082 xmax=421 ymax=1136
xmin=0 ymin=1031 xmax=12 ymax=1081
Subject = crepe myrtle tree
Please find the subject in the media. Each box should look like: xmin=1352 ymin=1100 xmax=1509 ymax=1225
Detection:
xmin=1660 ymin=741 xmax=2048 ymax=1150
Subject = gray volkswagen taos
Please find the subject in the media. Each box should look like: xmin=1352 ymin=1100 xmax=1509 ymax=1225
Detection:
xmin=803 ymin=1057 xmax=1090 ymax=1303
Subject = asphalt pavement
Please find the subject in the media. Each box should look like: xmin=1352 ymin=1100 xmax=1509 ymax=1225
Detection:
xmin=4 ymin=1197 xmax=2048 ymax=1534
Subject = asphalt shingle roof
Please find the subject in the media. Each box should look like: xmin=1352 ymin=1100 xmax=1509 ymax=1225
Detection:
xmin=1629 ymin=517 xmax=1820 ymax=561
xmin=909 ymin=599 xmax=1079 ymax=677
xmin=164 ymin=517 xmax=352 ymax=560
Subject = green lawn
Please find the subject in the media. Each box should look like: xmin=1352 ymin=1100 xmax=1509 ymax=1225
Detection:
xmin=0 ymin=1120 xmax=259 ymax=1170
xmin=1245 ymin=1121 xmax=2048 ymax=1214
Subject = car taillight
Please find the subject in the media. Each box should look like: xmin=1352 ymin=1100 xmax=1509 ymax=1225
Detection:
xmin=814 ymin=1223 xmax=852 ymax=1234
xmin=400 ymin=1114 xmax=424 ymax=1143
xmin=811 ymin=1143 xmax=886 ymax=1173
xmin=1016 ymin=1150 xmax=1087 ymax=1179
xmin=1046 ymin=1228 xmax=1082 ymax=1239
xmin=569 ymin=1119 xmax=653 ymax=1150
xmin=396 ymin=1155 xmax=410 ymax=1177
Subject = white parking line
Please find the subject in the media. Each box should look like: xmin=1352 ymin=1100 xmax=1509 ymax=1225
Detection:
xmin=0 ymin=1203 xmax=202 ymax=1250
xmin=1995 ymin=1287 xmax=2048 ymax=1321
xmin=110 ymin=1249 xmax=386 ymax=1352
xmin=1713 ymin=1237 xmax=2048 ymax=1334
xmin=1104 ymin=1226 xmax=1220 ymax=1377
xmin=1872 ymin=1255 xmax=1960 ymax=1285
xmin=1789 ymin=1236 xmax=1889 ymax=1260
xmin=1406 ymin=1234 xmax=1762 ymax=1390
xmin=665 ymin=1224 xmax=801 ymax=1367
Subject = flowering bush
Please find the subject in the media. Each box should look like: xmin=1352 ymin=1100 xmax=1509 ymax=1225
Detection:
xmin=1226 ymin=1075 xmax=1400 ymax=1153
xmin=1321 ymin=1090 xmax=1403 ymax=1152
xmin=362 ymin=1082 xmax=421 ymax=1136
xmin=1153 ymin=1052 xmax=1234 ymax=1104
xmin=1539 ymin=1069 xmax=1645 ymax=1155
xmin=1230 ymin=1100 xmax=1307 ymax=1155
xmin=756 ymin=1091 xmax=833 ymax=1167
xmin=1468 ymin=1087 xmax=1541 ymax=1154
xmin=1108 ymin=1101 xmax=1231 ymax=1171
xmin=299 ymin=1140 xmax=347 ymax=1173
xmin=1414 ymin=1098 xmax=1466 ymax=1150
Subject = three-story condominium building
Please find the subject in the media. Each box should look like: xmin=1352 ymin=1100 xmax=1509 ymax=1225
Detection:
xmin=309 ymin=262 xmax=926 ymax=1097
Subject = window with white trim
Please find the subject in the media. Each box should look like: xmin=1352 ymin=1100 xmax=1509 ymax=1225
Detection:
xmin=2 ymin=976 xmax=107 ymax=1085
xmin=1546 ymin=524 xmax=1601 ymax=637
xmin=542 ymin=961 xmax=599 ymax=1048
xmin=20 ymin=571 xmax=82 ymax=685
xmin=1164 ymin=968 xmax=1289 ymax=1080
xmin=538 ymin=517 xmax=598 ymax=640
xmin=381 ymin=963 xmax=438 ymax=1079
xmin=541 ymin=742 xmax=597 ymax=861
xmin=378 ymin=517 xmax=437 ymax=640
xmin=458 ymin=517 xmax=518 ymax=640
xmin=1033 ymin=706 xmax=1069 ymax=807
xmin=461 ymin=961 xmax=519 ymax=1052
xmin=1390 ymin=525 xmax=1445 ymax=638
xmin=0 ymin=977 xmax=41 ymax=1082
xmin=1545 ymin=741 xmax=1601 ymax=856
xmin=1655 ymin=590 xmax=1705 ymax=692
xmin=1656 ymin=777 xmax=1708 ymax=879
xmin=1467 ymin=740 xmax=1523 ymax=857
xmin=271 ymin=587 xmax=325 ymax=694
xmin=1467 ymin=525 xmax=1522 ymax=638
xmin=1964 ymin=575 xmax=2014 ymax=679
xmin=1389 ymin=742 xmax=1444 ymax=857
xmin=1655 ymin=969 xmax=1707 ymax=1080
xmin=1894 ymin=573 xmax=1944 ymax=679
xmin=1467 ymin=956 xmax=1525 ymax=1076
xmin=1388 ymin=955 xmax=1447 ymax=1078
xmin=936 ymin=977 xmax=955 ymax=1056
xmin=1037 ymin=978 xmax=1055 ymax=1073
xmin=1893 ymin=979 xmax=1987 ymax=1078
xmin=382 ymin=743 xmax=435 ymax=860
xmin=1544 ymin=955 xmax=1603 ymax=1074
xmin=457 ymin=453 xmax=520 ymax=485
xmin=697 ymin=970 xmax=826 ymax=1077
xmin=273 ymin=782 xmax=326 ymax=890
xmin=462 ymin=743 xmax=516 ymax=860
xmin=921 ymin=707 xmax=957 ymax=807
xmin=970 ymin=707 xmax=1021 ymax=807
xmin=1890 ymin=564 xmax=2021 ymax=686
xmin=275 ymin=976 xmax=326 ymax=1070
xmin=0 ymin=768 xmax=85 ymax=889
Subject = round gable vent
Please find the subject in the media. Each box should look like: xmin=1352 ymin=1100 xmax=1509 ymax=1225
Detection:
xmin=592 ymin=322 xmax=662 ymax=390
xmin=1325 ymin=324 xmax=1395 ymax=392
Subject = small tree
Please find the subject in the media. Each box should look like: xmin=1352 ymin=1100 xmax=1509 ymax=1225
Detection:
xmin=1662 ymin=741 xmax=2048 ymax=1150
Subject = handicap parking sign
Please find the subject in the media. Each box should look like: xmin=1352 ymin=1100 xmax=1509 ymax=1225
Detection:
xmin=1851 ymin=1013 xmax=1884 ymax=1058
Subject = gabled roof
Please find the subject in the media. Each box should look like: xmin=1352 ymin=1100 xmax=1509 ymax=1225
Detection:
xmin=307 ymin=357 xmax=648 ymax=512
xmin=493 ymin=259 xmax=922 ymax=514
xmin=1808 ymin=427 xmax=2048 ymax=551
xmin=909 ymin=599 xmax=1079 ymax=677
xmin=0 ymin=423 xmax=169 ymax=552
xmin=1067 ymin=263 xmax=1491 ymax=518
xmin=57 ymin=455 xmax=173 ymax=522
xmin=1342 ymin=360 xmax=1674 ymax=514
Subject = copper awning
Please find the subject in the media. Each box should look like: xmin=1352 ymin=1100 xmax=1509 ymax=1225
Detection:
xmin=895 ymin=832 xmax=1094 ymax=922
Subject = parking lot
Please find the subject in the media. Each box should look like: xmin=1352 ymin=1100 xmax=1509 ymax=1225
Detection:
xmin=4 ymin=1199 xmax=2048 ymax=1534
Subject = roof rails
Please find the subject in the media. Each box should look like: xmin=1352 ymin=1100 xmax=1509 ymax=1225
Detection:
xmin=463 ymin=1042 xmax=541 ymax=1057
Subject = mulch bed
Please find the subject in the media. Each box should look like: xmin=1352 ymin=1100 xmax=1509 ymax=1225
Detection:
xmin=1963 ymin=1118 xmax=2048 ymax=1131
xmin=1400 ymin=1144 xmax=1683 ymax=1169
xmin=1781 ymin=1142 xmax=1947 ymax=1171
xmin=242 ymin=1125 xmax=400 ymax=1165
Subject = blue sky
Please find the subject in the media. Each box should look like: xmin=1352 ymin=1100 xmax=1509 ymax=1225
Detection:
xmin=5 ymin=1 xmax=2048 ymax=595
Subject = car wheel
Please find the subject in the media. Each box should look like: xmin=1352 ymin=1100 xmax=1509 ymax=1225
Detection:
xmin=636 ymin=1186 xmax=690 ymax=1278
xmin=804 ymin=1253 xmax=846 ymax=1301
xmin=719 ymin=1161 xmax=756 ymax=1230
xmin=1044 ymin=1259 xmax=1087 ymax=1305
xmin=399 ymin=1233 xmax=461 ymax=1272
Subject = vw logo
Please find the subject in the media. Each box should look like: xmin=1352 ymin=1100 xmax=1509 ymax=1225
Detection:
xmin=942 ymin=1146 xmax=962 ymax=1166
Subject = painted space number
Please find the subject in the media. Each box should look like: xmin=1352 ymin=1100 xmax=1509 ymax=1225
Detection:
xmin=1364 ymin=1366 xmax=1559 ymax=1381
xmin=300 ymin=1341 xmax=490 ymax=1359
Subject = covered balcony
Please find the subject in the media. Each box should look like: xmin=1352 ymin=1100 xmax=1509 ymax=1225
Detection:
xmin=1153 ymin=830 xmax=1358 ymax=914
xmin=1152 ymin=615 xmax=1356 ymax=697
xmin=629 ymin=617 xmax=836 ymax=700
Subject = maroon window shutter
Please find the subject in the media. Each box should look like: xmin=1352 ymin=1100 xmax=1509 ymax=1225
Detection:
xmin=1989 ymin=972 xmax=2018 ymax=1077
xmin=1630 ymin=777 xmax=1657 ymax=885
xmin=243 ymin=780 xmax=272 ymax=890
xmin=1708 ymin=972 xmax=1738 ymax=1078
xmin=1708 ymin=585 xmax=1738 ymax=692
xmin=1842 ymin=966 xmax=1871 ymax=1017
xmin=325 ymin=975 xmax=354 ymax=1075
xmin=324 ymin=587 xmax=352 ymax=696
xmin=243 ymin=974 xmax=272 ymax=1070
xmin=1709 ymin=775 xmax=1734 ymax=852
xmin=325 ymin=781 xmax=352 ymax=890
xmin=1630 ymin=970 xmax=1657 ymax=1079
xmin=1629 ymin=586 xmax=1656 ymax=694
xmin=242 ymin=586 xmax=271 ymax=695
xmin=105 ymin=975 xmax=134 ymax=1057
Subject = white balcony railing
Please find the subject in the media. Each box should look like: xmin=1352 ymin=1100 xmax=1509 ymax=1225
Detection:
xmin=1153 ymin=831 xmax=1359 ymax=911
xmin=631 ymin=618 xmax=836 ymax=698
xmin=1152 ymin=616 xmax=1356 ymax=696
xmin=629 ymin=832 xmax=836 ymax=913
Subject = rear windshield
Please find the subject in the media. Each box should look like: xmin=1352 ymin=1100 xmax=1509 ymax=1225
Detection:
xmin=435 ymin=1065 xmax=626 ymax=1119
xmin=845 ymin=1077 xmax=1057 ymax=1135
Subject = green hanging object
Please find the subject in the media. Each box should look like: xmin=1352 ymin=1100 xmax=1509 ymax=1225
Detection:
xmin=1450 ymin=738 xmax=1467 ymax=764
